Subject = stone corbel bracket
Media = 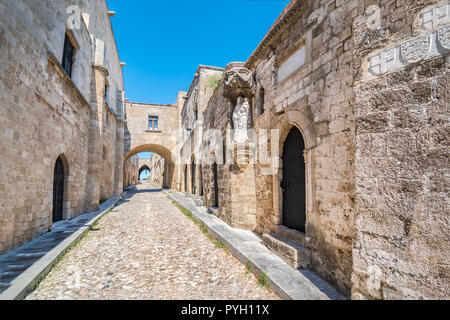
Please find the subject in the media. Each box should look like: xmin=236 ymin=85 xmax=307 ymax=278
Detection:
xmin=222 ymin=62 xmax=256 ymax=105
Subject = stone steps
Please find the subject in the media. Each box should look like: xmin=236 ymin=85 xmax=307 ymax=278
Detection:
xmin=262 ymin=233 xmax=311 ymax=270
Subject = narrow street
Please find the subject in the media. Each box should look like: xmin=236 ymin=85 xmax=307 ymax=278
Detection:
xmin=25 ymin=183 xmax=278 ymax=300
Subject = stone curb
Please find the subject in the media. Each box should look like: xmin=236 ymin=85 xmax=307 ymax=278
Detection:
xmin=163 ymin=188 xmax=346 ymax=301
xmin=0 ymin=189 xmax=132 ymax=300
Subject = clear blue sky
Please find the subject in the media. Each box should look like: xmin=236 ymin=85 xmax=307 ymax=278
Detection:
xmin=108 ymin=0 xmax=290 ymax=104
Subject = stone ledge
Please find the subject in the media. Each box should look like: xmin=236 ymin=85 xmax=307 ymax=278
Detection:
xmin=0 ymin=190 xmax=131 ymax=300
xmin=163 ymin=189 xmax=345 ymax=300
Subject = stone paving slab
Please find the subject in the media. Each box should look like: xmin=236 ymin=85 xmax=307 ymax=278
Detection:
xmin=163 ymin=188 xmax=346 ymax=300
xmin=0 ymin=190 xmax=130 ymax=300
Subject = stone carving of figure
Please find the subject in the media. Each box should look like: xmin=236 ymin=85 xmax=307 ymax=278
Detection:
xmin=233 ymin=96 xmax=249 ymax=143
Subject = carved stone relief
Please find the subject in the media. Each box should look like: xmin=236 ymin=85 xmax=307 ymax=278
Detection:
xmin=367 ymin=3 xmax=450 ymax=77
xmin=400 ymin=35 xmax=431 ymax=63
xmin=368 ymin=26 xmax=449 ymax=76
xmin=438 ymin=24 xmax=450 ymax=49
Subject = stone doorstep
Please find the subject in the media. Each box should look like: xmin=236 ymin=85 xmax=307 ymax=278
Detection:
xmin=272 ymin=225 xmax=309 ymax=247
xmin=262 ymin=233 xmax=311 ymax=270
xmin=0 ymin=191 xmax=127 ymax=300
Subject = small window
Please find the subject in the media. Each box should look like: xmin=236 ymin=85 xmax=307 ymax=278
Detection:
xmin=257 ymin=88 xmax=265 ymax=116
xmin=194 ymin=106 xmax=199 ymax=121
xmin=62 ymin=34 xmax=75 ymax=78
xmin=148 ymin=116 xmax=159 ymax=131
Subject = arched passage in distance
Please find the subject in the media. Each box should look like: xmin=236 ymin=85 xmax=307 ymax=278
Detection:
xmin=124 ymin=144 xmax=177 ymax=189
xmin=138 ymin=165 xmax=151 ymax=180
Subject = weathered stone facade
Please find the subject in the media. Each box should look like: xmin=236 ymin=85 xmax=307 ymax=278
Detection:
xmin=179 ymin=66 xmax=224 ymax=197
xmin=145 ymin=154 xmax=166 ymax=186
xmin=124 ymin=154 xmax=139 ymax=188
xmin=0 ymin=0 xmax=125 ymax=254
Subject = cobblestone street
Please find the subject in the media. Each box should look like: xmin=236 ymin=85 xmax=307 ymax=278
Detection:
xmin=25 ymin=183 xmax=279 ymax=300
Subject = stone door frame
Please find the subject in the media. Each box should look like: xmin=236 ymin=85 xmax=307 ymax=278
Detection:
xmin=271 ymin=114 xmax=316 ymax=239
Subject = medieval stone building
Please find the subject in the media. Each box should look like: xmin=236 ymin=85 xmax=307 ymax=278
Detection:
xmin=0 ymin=0 xmax=125 ymax=254
xmin=179 ymin=65 xmax=224 ymax=198
xmin=144 ymin=0 xmax=449 ymax=299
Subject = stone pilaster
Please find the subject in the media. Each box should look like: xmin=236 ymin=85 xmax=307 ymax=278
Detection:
xmin=85 ymin=66 xmax=107 ymax=210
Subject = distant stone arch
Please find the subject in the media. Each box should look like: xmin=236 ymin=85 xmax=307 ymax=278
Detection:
xmin=138 ymin=165 xmax=151 ymax=179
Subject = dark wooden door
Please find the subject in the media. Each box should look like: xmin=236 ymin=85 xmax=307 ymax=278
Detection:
xmin=282 ymin=127 xmax=306 ymax=232
xmin=199 ymin=165 xmax=203 ymax=196
xmin=191 ymin=162 xmax=196 ymax=195
xmin=184 ymin=165 xmax=188 ymax=192
xmin=52 ymin=157 xmax=64 ymax=222
xmin=213 ymin=163 xmax=219 ymax=208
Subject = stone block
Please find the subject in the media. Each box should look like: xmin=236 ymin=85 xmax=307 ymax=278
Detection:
xmin=262 ymin=233 xmax=311 ymax=270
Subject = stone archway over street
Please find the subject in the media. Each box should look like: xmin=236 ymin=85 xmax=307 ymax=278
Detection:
xmin=124 ymin=101 xmax=183 ymax=189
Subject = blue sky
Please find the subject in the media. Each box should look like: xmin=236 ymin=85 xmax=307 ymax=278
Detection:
xmin=108 ymin=0 xmax=290 ymax=104
xmin=139 ymin=152 xmax=153 ymax=159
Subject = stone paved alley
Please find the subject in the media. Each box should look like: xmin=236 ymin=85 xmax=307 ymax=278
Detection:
xmin=25 ymin=183 xmax=279 ymax=300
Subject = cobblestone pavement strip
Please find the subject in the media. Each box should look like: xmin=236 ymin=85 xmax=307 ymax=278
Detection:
xmin=26 ymin=183 xmax=279 ymax=300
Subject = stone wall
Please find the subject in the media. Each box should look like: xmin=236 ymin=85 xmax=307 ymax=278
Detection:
xmin=179 ymin=66 xmax=223 ymax=197
xmin=0 ymin=0 xmax=125 ymax=254
xmin=351 ymin=0 xmax=449 ymax=300
xmin=124 ymin=154 xmax=139 ymax=188
xmin=147 ymin=154 xmax=166 ymax=187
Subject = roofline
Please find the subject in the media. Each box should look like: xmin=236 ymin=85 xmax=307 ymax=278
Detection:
xmin=245 ymin=0 xmax=300 ymax=67
xmin=198 ymin=65 xmax=225 ymax=72
xmin=186 ymin=65 xmax=224 ymax=96
xmin=181 ymin=64 xmax=224 ymax=116
xmin=126 ymin=101 xmax=178 ymax=108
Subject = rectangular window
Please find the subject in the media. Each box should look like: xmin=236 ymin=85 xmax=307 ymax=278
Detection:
xmin=62 ymin=34 xmax=75 ymax=78
xmin=148 ymin=116 xmax=159 ymax=131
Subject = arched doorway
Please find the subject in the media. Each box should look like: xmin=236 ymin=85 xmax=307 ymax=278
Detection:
xmin=191 ymin=157 xmax=196 ymax=195
xmin=199 ymin=164 xmax=203 ymax=197
xmin=213 ymin=162 xmax=219 ymax=208
xmin=53 ymin=156 xmax=65 ymax=222
xmin=282 ymin=126 xmax=306 ymax=232
xmin=184 ymin=165 xmax=188 ymax=192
